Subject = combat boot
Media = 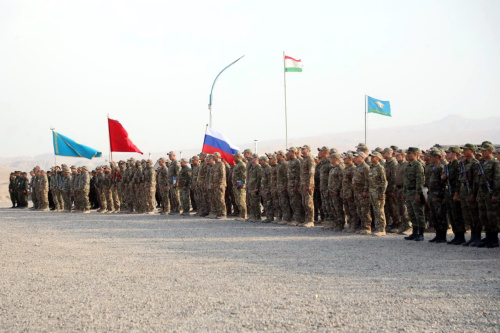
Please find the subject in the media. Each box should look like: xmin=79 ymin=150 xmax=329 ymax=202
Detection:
xmin=414 ymin=227 xmax=424 ymax=241
xmin=476 ymin=232 xmax=491 ymax=248
xmin=447 ymin=233 xmax=458 ymax=245
xmin=463 ymin=232 xmax=479 ymax=246
xmin=486 ymin=233 xmax=499 ymax=248
xmin=404 ymin=227 xmax=418 ymax=240
xmin=428 ymin=231 xmax=440 ymax=243
xmin=469 ymin=232 xmax=483 ymax=247
xmin=451 ymin=232 xmax=466 ymax=245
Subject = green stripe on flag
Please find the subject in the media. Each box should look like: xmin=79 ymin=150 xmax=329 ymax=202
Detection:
xmin=368 ymin=108 xmax=391 ymax=117
xmin=285 ymin=68 xmax=302 ymax=72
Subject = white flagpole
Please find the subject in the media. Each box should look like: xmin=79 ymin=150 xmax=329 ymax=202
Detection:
xmin=283 ymin=51 xmax=288 ymax=149
xmin=364 ymin=95 xmax=368 ymax=145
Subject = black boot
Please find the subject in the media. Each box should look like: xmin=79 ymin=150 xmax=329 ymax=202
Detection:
xmin=470 ymin=232 xmax=483 ymax=247
xmin=447 ymin=232 xmax=457 ymax=245
xmin=428 ymin=231 xmax=439 ymax=243
xmin=477 ymin=232 xmax=491 ymax=248
xmin=486 ymin=233 xmax=499 ymax=248
xmin=435 ymin=230 xmax=447 ymax=243
xmin=452 ymin=232 xmax=466 ymax=245
xmin=404 ymin=227 xmax=418 ymax=240
xmin=463 ymin=232 xmax=478 ymax=247
xmin=414 ymin=227 xmax=424 ymax=241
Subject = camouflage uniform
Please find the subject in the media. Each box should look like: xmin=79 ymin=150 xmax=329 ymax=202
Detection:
xmin=30 ymin=174 xmax=38 ymax=209
xmin=9 ymin=175 xmax=17 ymax=207
xmin=157 ymin=163 xmax=170 ymax=215
xmin=395 ymin=156 xmax=411 ymax=232
xmin=319 ymin=159 xmax=333 ymax=223
xmin=287 ymin=154 xmax=302 ymax=223
xmin=342 ymin=162 xmax=359 ymax=231
xmin=178 ymin=163 xmax=192 ymax=215
xmin=313 ymin=159 xmax=324 ymax=222
xmin=167 ymin=158 xmax=181 ymax=214
xmin=133 ymin=163 xmax=144 ymax=213
xmin=277 ymin=157 xmax=292 ymax=222
xmin=384 ymin=156 xmax=398 ymax=230
xmin=96 ymin=171 xmax=107 ymax=212
xmin=197 ymin=158 xmax=210 ymax=216
xmin=37 ymin=173 xmax=49 ymax=211
xmin=443 ymin=158 xmax=464 ymax=235
xmin=191 ymin=161 xmax=200 ymax=212
xmin=404 ymin=155 xmax=426 ymax=231
xmin=260 ymin=158 xmax=273 ymax=222
xmin=103 ymin=168 xmax=114 ymax=213
xmin=369 ymin=158 xmax=388 ymax=233
xmin=16 ymin=175 xmax=29 ymax=207
xmin=458 ymin=153 xmax=480 ymax=244
xmin=212 ymin=157 xmax=226 ymax=218
xmin=427 ymin=159 xmax=447 ymax=239
xmin=61 ymin=172 xmax=72 ymax=212
xmin=144 ymin=162 xmax=156 ymax=213
xmin=328 ymin=160 xmax=345 ymax=230
xmin=232 ymin=159 xmax=247 ymax=219
xmin=352 ymin=158 xmax=371 ymax=232
xmin=247 ymin=160 xmax=262 ymax=221
xmin=79 ymin=169 xmax=90 ymax=212
xmin=270 ymin=160 xmax=281 ymax=221
xmin=50 ymin=172 xmax=61 ymax=211
xmin=111 ymin=167 xmax=121 ymax=212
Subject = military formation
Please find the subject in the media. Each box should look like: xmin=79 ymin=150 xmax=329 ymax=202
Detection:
xmin=8 ymin=141 xmax=500 ymax=249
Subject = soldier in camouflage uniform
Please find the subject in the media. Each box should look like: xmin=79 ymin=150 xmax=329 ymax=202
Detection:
xmin=73 ymin=168 xmax=83 ymax=212
xmin=287 ymin=148 xmax=302 ymax=226
xmin=232 ymin=152 xmax=247 ymax=221
xmin=60 ymin=167 xmax=72 ymax=212
xmin=475 ymin=142 xmax=500 ymax=248
xmin=49 ymin=168 xmax=61 ymax=211
xmin=352 ymin=152 xmax=371 ymax=234
xmin=383 ymin=148 xmax=398 ymax=232
xmin=206 ymin=155 xmax=215 ymax=217
xmin=16 ymin=172 xmax=29 ymax=208
xmin=426 ymin=150 xmax=448 ymax=243
xmin=259 ymin=155 xmax=273 ymax=223
xmin=30 ymin=168 xmax=38 ymax=210
xmin=403 ymin=147 xmax=426 ymax=241
xmin=442 ymin=146 xmax=465 ymax=245
xmin=8 ymin=172 xmax=18 ymax=208
xmin=37 ymin=170 xmax=49 ymax=211
xmin=269 ymin=154 xmax=281 ymax=223
xmin=313 ymin=149 xmax=326 ymax=223
xmin=276 ymin=150 xmax=292 ymax=224
xmin=224 ymin=160 xmax=235 ymax=216
xmin=368 ymin=152 xmax=388 ymax=236
xmin=299 ymin=145 xmax=316 ymax=227
xmin=178 ymin=158 xmax=192 ymax=216
xmin=459 ymin=144 xmax=481 ymax=246
xmin=144 ymin=159 xmax=156 ymax=214
xmin=328 ymin=153 xmax=345 ymax=231
xmin=211 ymin=152 xmax=226 ymax=219
xmin=166 ymin=152 xmax=181 ymax=214
xmin=197 ymin=153 xmax=210 ymax=217
xmin=191 ymin=156 xmax=200 ymax=213
xmin=132 ymin=161 xmax=144 ymax=213
xmin=394 ymin=150 xmax=412 ymax=234
xmin=247 ymin=153 xmax=262 ymax=222
xmin=318 ymin=147 xmax=333 ymax=227
xmin=157 ymin=157 xmax=170 ymax=215
xmin=102 ymin=165 xmax=114 ymax=213
xmin=111 ymin=163 xmax=121 ymax=212
xmin=342 ymin=152 xmax=359 ymax=232
xmin=79 ymin=166 xmax=91 ymax=213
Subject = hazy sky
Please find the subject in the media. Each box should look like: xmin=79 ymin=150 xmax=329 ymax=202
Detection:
xmin=1 ymin=0 xmax=499 ymax=157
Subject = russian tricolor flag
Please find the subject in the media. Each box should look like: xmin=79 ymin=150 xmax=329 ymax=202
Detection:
xmin=202 ymin=127 xmax=240 ymax=165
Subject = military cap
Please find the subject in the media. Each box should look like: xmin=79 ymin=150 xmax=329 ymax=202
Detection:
xmin=287 ymin=147 xmax=298 ymax=153
xmin=268 ymin=154 xmax=277 ymax=159
xmin=353 ymin=151 xmax=366 ymax=158
xmin=369 ymin=151 xmax=383 ymax=159
xmin=95 ymin=166 xmax=102 ymax=170
xmin=70 ymin=165 xmax=77 ymax=169
xmin=301 ymin=144 xmax=311 ymax=150
xmin=330 ymin=153 xmax=341 ymax=160
xmin=481 ymin=141 xmax=492 ymax=146
xmin=343 ymin=151 xmax=354 ymax=158
xmin=198 ymin=152 xmax=207 ymax=156
xmin=135 ymin=161 xmax=141 ymax=165
xmin=158 ymin=157 xmax=166 ymax=162
xmin=460 ymin=143 xmax=477 ymax=151
xmin=213 ymin=152 xmax=221 ymax=157
xmin=480 ymin=142 xmax=494 ymax=151
xmin=259 ymin=155 xmax=269 ymax=162
xmin=167 ymin=151 xmax=175 ymax=155
xmin=374 ymin=147 xmax=383 ymax=153
xmin=63 ymin=168 xmax=71 ymax=173
xmin=129 ymin=157 xmax=136 ymax=162
xmin=22 ymin=172 xmax=27 ymax=175
xmin=118 ymin=160 xmax=125 ymax=164
xmin=356 ymin=143 xmax=368 ymax=150
xmin=475 ymin=149 xmax=483 ymax=156
xmin=243 ymin=149 xmax=252 ymax=154
xmin=317 ymin=146 xmax=329 ymax=152
xmin=329 ymin=148 xmax=338 ymax=154
xmin=180 ymin=158 xmax=188 ymax=163
xmin=445 ymin=146 xmax=461 ymax=154
xmin=234 ymin=152 xmax=242 ymax=158
xmin=390 ymin=145 xmax=399 ymax=151
xmin=146 ymin=159 xmax=153 ymax=164
xmin=251 ymin=153 xmax=259 ymax=158
xmin=191 ymin=155 xmax=199 ymax=160
xmin=275 ymin=150 xmax=286 ymax=156
xmin=429 ymin=150 xmax=441 ymax=157
xmin=81 ymin=166 xmax=88 ymax=171
xmin=383 ymin=147 xmax=393 ymax=154
xmin=407 ymin=147 xmax=421 ymax=154
xmin=91 ymin=170 xmax=96 ymax=174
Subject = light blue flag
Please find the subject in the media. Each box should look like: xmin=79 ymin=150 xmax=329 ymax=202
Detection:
xmin=367 ymin=96 xmax=391 ymax=117
xmin=52 ymin=131 xmax=102 ymax=159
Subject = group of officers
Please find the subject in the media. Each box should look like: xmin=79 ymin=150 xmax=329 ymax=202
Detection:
xmin=8 ymin=141 xmax=500 ymax=249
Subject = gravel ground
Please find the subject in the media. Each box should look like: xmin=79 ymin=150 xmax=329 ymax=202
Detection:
xmin=0 ymin=203 xmax=499 ymax=332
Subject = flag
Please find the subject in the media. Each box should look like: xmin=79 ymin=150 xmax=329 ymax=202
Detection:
xmin=52 ymin=131 xmax=102 ymax=159
xmin=367 ymin=96 xmax=391 ymax=117
xmin=108 ymin=118 xmax=143 ymax=154
xmin=284 ymin=55 xmax=303 ymax=72
xmin=202 ymin=127 xmax=240 ymax=165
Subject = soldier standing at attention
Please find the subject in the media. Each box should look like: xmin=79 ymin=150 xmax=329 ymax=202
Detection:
xmin=352 ymin=152 xmax=372 ymax=234
xmin=191 ymin=156 xmax=200 ymax=213
xmin=287 ymin=148 xmax=302 ymax=226
xmin=178 ymin=158 xmax=192 ymax=216
xmin=426 ymin=150 xmax=448 ymax=243
xmin=342 ymin=152 xmax=359 ymax=232
xmin=403 ymin=147 xmax=426 ymax=241
xmin=442 ymin=146 xmax=465 ymax=245
xmin=133 ymin=161 xmax=144 ymax=213
xmin=368 ymin=152 xmax=388 ymax=236
xmin=211 ymin=152 xmax=227 ymax=219
xmin=259 ymin=155 xmax=273 ymax=223
xmin=30 ymin=168 xmax=38 ymax=210
xmin=157 ymin=157 xmax=170 ymax=215
xmin=167 ymin=151 xmax=181 ymax=215
xmin=476 ymin=143 xmax=500 ymax=248
xmin=459 ymin=144 xmax=481 ymax=246
xmin=314 ymin=149 xmax=326 ymax=223
xmin=383 ymin=148 xmax=398 ymax=232
xmin=318 ymin=147 xmax=333 ymax=227
xmin=16 ymin=172 xmax=29 ymax=208
xmin=298 ymin=145 xmax=315 ymax=227
xmin=80 ymin=166 xmax=91 ymax=213
xmin=144 ymin=160 xmax=156 ymax=214
xmin=394 ymin=150 xmax=412 ymax=234
xmin=9 ymin=172 xmax=17 ymax=208
xmin=247 ymin=153 xmax=262 ymax=222
xmin=276 ymin=150 xmax=292 ymax=224
xmin=243 ymin=149 xmax=253 ymax=213
xmin=37 ymin=170 xmax=50 ymax=211
xmin=269 ymin=154 xmax=281 ymax=223
xmin=197 ymin=153 xmax=209 ymax=217
xmin=328 ymin=153 xmax=345 ymax=231
xmin=232 ymin=152 xmax=247 ymax=221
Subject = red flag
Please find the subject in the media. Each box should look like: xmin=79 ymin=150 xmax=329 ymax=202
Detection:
xmin=108 ymin=118 xmax=143 ymax=154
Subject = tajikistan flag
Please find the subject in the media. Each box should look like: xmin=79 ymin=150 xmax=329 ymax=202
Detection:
xmin=284 ymin=55 xmax=303 ymax=72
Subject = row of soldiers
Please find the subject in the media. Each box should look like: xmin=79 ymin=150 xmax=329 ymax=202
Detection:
xmin=9 ymin=141 xmax=500 ymax=248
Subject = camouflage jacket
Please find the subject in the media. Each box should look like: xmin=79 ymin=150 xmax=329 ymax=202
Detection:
xmin=276 ymin=159 xmax=288 ymax=190
xmin=384 ymin=157 xmax=398 ymax=193
xmin=167 ymin=160 xmax=181 ymax=185
xmin=133 ymin=167 xmax=144 ymax=185
xmin=442 ymin=159 xmax=459 ymax=195
xmin=287 ymin=157 xmax=301 ymax=189
xmin=60 ymin=174 xmax=72 ymax=192
xmin=300 ymin=155 xmax=315 ymax=187
xmin=260 ymin=164 xmax=271 ymax=194
xmin=143 ymin=166 xmax=156 ymax=187
xmin=38 ymin=175 xmax=49 ymax=192
xmin=270 ymin=164 xmax=278 ymax=194
xmin=352 ymin=162 xmax=370 ymax=193
xmin=212 ymin=161 xmax=226 ymax=188
xmin=369 ymin=162 xmax=387 ymax=197
xmin=178 ymin=165 xmax=192 ymax=189
xmin=197 ymin=160 xmax=208 ymax=188
xmin=9 ymin=177 xmax=17 ymax=192
xmin=191 ymin=164 xmax=200 ymax=187
xmin=403 ymin=160 xmax=424 ymax=193
xmin=103 ymin=172 xmax=113 ymax=190
xmin=476 ymin=157 xmax=500 ymax=196
xmin=17 ymin=177 xmax=29 ymax=192
xmin=157 ymin=165 xmax=168 ymax=187
xmin=79 ymin=172 xmax=90 ymax=192
xmin=328 ymin=164 xmax=344 ymax=194
xmin=342 ymin=164 xmax=355 ymax=198
xmin=395 ymin=160 xmax=408 ymax=187
xmin=428 ymin=163 xmax=446 ymax=197
xmin=247 ymin=163 xmax=262 ymax=192
xmin=232 ymin=160 xmax=246 ymax=187
xmin=319 ymin=159 xmax=332 ymax=191
xmin=459 ymin=158 xmax=478 ymax=195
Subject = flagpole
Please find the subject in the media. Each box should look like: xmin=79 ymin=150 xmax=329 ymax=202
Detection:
xmin=201 ymin=124 xmax=208 ymax=151
xmin=364 ymin=95 xmax=367 ymax=145
xmin=107 ymin=114 xmax=113 ymax=162
xmin=283 ymin=51 xmax=288 ymax=149
xmin=50 ymin=127 xmax=57 ymax=166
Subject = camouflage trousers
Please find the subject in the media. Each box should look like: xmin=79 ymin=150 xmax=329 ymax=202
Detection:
xmin=75 ymin=190 xmax=90 ymax=212
xmin=134 ymin=185 xmax=144 ymax=213
xmin=405 ymin=190 xmax=425 ymax=229
xmin=62 ymin=191 xmax=72 ymax=212
xmin=145 ymin=186 xmax=156 ymax=213
xmin=278 ymin=190 xmax=292 ymax=222
xmin=212 ymin=187 xmax=226 ymax=217
xmin=288 ymin=187 xmax=303 ymax=222
xmin=330 ymin=192 xmax=345 ymax=229
xmin=370 ymin=193 xmax=386 ymax=232
xmin=384 ymin=192 xmax=398 ymax=227
xmin=31 ymin=190 xmax=38 ymax=209
xmin=354 ymin=191 xmax=371 ymax=230
xmin=446 ymin=193 xmax=464 ymax=234
xmin=477 ymin=190 xmax=499 ymax=233
xmin=272 ymin=191 xmax=281 ymax=219
xmin=428 ymin=192 xmax=447 ymax=232
xmin=313 ymin=188 xmax=323 ymax=221
xmin=159 ymin=186 xmax=170 ymax=214
xmin=37 ymin=190 xmax=49 ymax=210
xmin=233 ymin=187 xmax=247 ymax=219
xmin=261 ymin=191 xmax=273 ymax=220
xmin=394 ymin=188 xmax=411 ymax=230
xmin=10 ymin=190 xmax=17 ymax=206
xmin=112 ymin=185 xmax=120 ymax=211
xmin=321 ymin=190 xmax=333 ymax=221
xmin=169 ymin=186 xmax=180 ymax=213
xmin=459 ymin=186 xmax=480 ymax=234
xmin=73 ymin=190 xmax=82 ymax=211
xmin=51 ymin=189 xmax=61 ymax=210
xmin=105 ymin=189 xmax=114 ymax=212
xmin=180 ymin=187 xmax=191 ymax=214
xmin=98 ymin=187 xmax=107 ymax=211
xmin=199 ymin=187 xmax=211 ymax=215
xmin=118 ymin=183 xmax=125 ymax=210
xmin=300 ymin=187 xmax=314 ymax=223
xmin=17 ymin=191 xmax=28 ymax=207
xmin=127 ymin=184 xmax=135 ymax=211
xmin=248 ymin=191 xmax=261 ymax=220
xmin=343 ymin=194 xmax=359 ymax=229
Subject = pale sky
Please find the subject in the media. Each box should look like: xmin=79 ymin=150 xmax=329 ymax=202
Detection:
xmin=1 ymin=0 xmax=499 ymax=157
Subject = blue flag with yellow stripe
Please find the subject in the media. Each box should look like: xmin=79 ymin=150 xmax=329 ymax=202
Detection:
xmin=367 ymin=96 xmax=391 ymax=117
xmin=52 ymin=131 xmax=102 ymax=159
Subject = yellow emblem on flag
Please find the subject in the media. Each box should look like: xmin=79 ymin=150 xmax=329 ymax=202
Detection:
xmin=375 ymin=101 xmax=385 ymax=109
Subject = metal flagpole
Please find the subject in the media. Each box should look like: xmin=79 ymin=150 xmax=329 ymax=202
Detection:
xmin=50 ymin=127 xmax=57 ymax=166
xmin=364 ymin=95 xmax=367 ymax=144
xmin=283 ymin=51 xmax=288 ymax=149
xmin=208 ymin=55 xmax=245 ymax=128
xmin=107 ymin=114 xmax=113 ymax=162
